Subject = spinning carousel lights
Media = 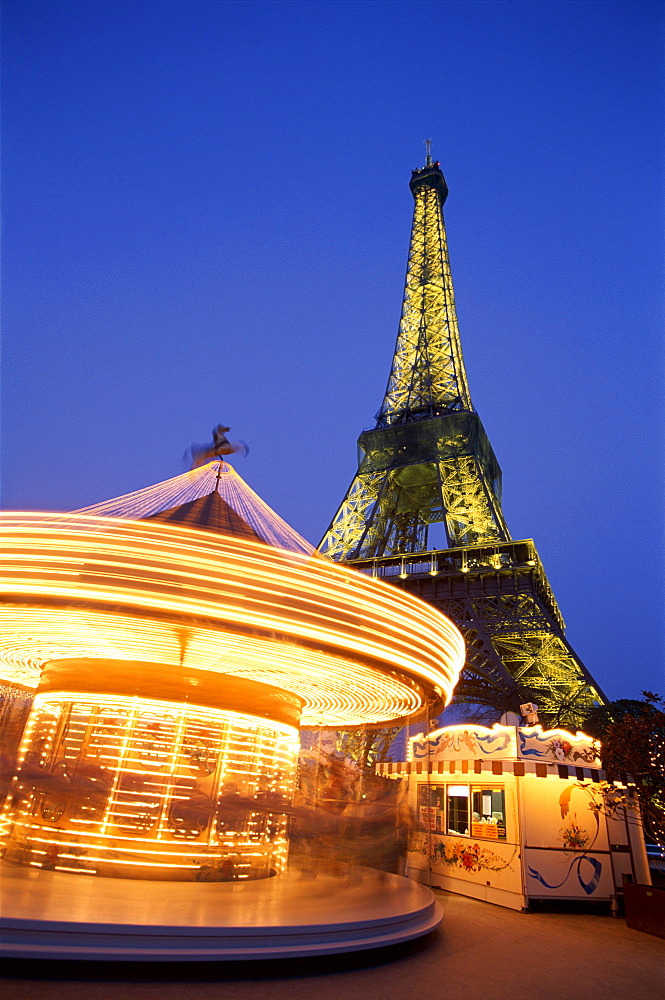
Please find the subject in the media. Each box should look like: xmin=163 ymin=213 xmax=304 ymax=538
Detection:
xmin=5 ymin=692 xmax=298 ymax=878
xmin=1 ymin=513 xmax=465 ymax=724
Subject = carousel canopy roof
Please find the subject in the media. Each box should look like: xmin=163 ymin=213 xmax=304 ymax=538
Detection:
xmin=74 ymin=461 xmax=314 ymax=555
xmin=145 ymin=491 xmax=263 ymax=543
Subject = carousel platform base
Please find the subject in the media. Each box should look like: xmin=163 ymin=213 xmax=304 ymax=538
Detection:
xmin=0 ymin=861 xmax=442 ymax=960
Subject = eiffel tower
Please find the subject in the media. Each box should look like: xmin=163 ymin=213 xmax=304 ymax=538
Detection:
xmin=319 ymin=145 xmax=605 ymax=728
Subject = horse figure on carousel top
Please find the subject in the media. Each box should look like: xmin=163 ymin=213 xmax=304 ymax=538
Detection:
xmin=189 ymin=424 xmax=249 ymax=469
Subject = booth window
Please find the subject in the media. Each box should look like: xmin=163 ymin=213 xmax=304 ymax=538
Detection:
xmin=446 ymin=785 xmax=470 ymax=835
xmin=417 ymin=784 xmax=445 ymax=832
xmin=417 ymin=784 xmax=506 ymax=840
xmin=471 ymin=787 xmax=506 ymax=839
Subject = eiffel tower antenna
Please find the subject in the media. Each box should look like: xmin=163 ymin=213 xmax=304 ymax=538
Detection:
xmin=319 ymin=156 xmax=606 ymax=727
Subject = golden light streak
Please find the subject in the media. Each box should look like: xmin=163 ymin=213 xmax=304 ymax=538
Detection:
xmin=0 ymin=513 xmax=465 ymax=724
xmin=3 ymin=692 xmax=298 ymax=880
xmin=0 ymin=511 xmax=465 ymax=881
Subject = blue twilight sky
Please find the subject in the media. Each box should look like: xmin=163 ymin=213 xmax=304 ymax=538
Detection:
xmin=2 ymin=0 xmax=663 ymax=702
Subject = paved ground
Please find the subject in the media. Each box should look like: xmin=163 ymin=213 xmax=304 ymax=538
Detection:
xmin=2 ymin=889 xmax=663 ymax=1000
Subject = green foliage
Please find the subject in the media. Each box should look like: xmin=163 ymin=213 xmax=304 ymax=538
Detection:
xmin=580 ymin=692 xmax=665 ymax=844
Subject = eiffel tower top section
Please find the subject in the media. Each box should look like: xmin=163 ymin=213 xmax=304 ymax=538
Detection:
xmin=319 ymin=149 xmax=510 ymax=559
xmin=376 ymin=151 xmax=472 ymax=428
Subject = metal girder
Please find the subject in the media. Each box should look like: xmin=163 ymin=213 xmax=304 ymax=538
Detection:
xmin=319 ymin=413 xmax=510 ymax=558
xmin=437 ymin=456 xmax=510 ymax=546
xmin=470 ymin=594 xmax=554 ymax=632
xmin=318 ymin=471 xmax=384 ymax=560
xmin=344 ymin=545 xmax=606 ymax=727
xmin=490 ymin=632 xmax=604 ymax=725
xmin=376 ymin=171 xmax=472 ymax=425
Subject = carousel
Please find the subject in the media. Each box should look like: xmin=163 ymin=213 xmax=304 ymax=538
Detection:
xmin=0 ymin=460 xmax=465 ymax=959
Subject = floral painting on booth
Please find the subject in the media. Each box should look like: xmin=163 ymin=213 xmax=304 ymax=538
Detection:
xmin=409 ymin=831 xmax=516 ymax=875
xmin=434 ymin=839 xmax=515 ymax=873
xmin=518 ymin=728 xmax=599 ymax=766
xmin=560 ymin=820 xmax=590 ymax=851
xmin=548 ymin=737 xmax=574 ymax=762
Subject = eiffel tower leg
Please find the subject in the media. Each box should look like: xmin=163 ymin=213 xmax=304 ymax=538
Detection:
xmin=404 ymin=562 xmax=605 ymax=729
xmin=437 ymin=454 xmax=510 ymax=547
xmin=346 ymin=542 xmax=606 ymax=731
xmin=319 ymin=471 xmax=385 ymax=560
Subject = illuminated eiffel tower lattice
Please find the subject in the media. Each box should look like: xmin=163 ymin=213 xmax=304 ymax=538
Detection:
xmin=319 ymin=148 xmax=605 ymax=727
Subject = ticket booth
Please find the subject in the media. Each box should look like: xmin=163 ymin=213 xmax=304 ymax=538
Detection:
xmin=376 ymin=723 xmax=650 ymax=911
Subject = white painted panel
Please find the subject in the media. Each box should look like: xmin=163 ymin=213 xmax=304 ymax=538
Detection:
xmin=521 ymin=778 xmax=609 ymax=853
xmin=525 ymin=847 xmax=614 ymax=900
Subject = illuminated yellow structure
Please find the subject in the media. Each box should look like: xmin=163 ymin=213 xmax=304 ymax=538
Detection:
xmin=318 ymin=150 xmax=605 ymax=726
xmin=0 ymin=462 xmax=465 ymax=880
